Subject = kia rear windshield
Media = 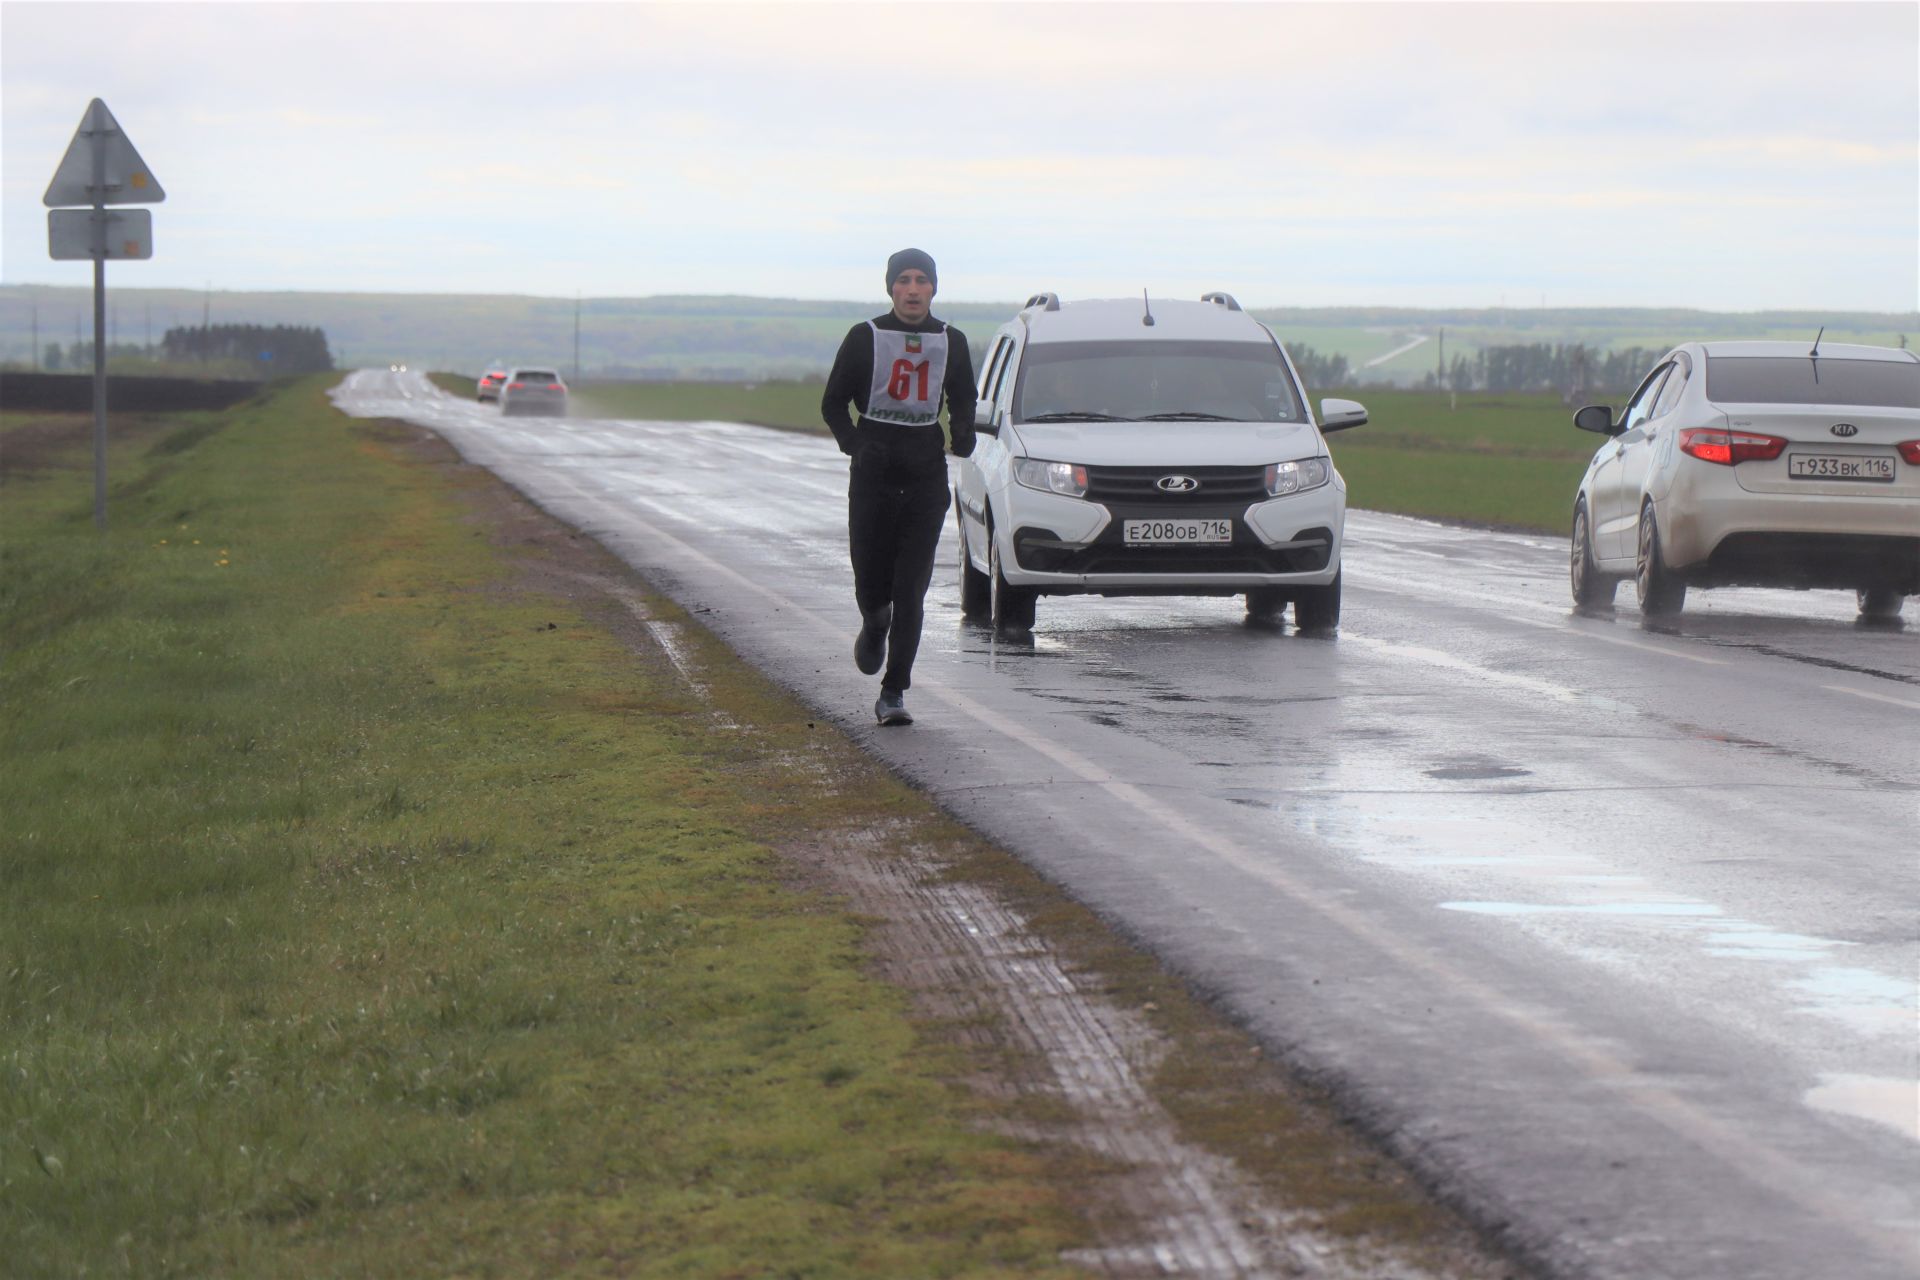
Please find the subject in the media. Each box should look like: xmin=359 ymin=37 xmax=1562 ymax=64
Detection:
xmin=1706 ymin=357 xmax=1920 ymax=408
xmin=1014 ymin=340 xmax=1302 ymax=423
xmin=516 ymin=371 xmax=560 ymax=383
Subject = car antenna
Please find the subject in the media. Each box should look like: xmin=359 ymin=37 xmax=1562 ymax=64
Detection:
xmin=1141 ymin=288 xmax=1156 ymax=327
xmin=1809 ymin=325 xmax=1824 ymax=358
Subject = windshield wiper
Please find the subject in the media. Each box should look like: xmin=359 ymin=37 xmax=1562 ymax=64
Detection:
xmin=1023 ymin=411 xmax=1125 ymax=422
xmin=1141 ymin=411 xmax=1243 ymax=421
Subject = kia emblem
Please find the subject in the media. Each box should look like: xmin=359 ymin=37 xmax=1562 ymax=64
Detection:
xmin=1830 ymin=423 xmax=1858 ymax=437
xmin=1157 ymin=474 xmax=1199 ymax=493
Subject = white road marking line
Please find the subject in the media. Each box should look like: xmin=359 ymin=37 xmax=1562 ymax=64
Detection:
xmin=1822 ymin=684 xmax=1920 ymax=712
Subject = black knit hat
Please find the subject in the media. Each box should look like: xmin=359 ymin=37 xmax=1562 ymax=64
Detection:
xmin=886 ymin=248 xmax=937 ymax=292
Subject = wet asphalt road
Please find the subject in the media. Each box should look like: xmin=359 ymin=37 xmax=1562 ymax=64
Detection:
xmin=336 ymin=370 xmax=1919 ymax=1280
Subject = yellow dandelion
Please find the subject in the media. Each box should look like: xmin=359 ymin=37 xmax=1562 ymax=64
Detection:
xmin=193 ymin=540 xmax=201 ymax=545
xmin=158 ymin=539 xmax=168 ymax=545
xmin=217 ymin=559 xmax=230 ymax=567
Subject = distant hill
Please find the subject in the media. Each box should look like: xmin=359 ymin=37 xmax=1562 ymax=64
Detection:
xmin=1 ymin=285 xmax=1910 ymax=385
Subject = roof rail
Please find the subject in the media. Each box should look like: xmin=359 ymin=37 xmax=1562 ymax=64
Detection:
xmin=1200 ymin=291 xmax=1242 ymax=311
xmin=1023 ymin=292 xmax=1062 ymax=312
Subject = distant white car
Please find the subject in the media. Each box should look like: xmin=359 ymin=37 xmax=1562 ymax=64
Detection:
xmin=956 ymin=292 xmax=1364 ymax=632
xmin=1569 ymin=340 xmax=1920 ymax=618
xmin=499 ymin=367 xmax=568 ymax=418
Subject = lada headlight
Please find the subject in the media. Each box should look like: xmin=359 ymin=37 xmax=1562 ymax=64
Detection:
xmin=1264 ymin=457 xmax=1330 ymax=497
xmin=1013 ymin=458 xmax=1089 ymax=498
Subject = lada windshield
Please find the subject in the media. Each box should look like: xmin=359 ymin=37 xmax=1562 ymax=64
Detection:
xmin=1014 ymin=340 xmax=1302 ymax=423
xmin=1705 ymin=357 xmax=1919 ymax=409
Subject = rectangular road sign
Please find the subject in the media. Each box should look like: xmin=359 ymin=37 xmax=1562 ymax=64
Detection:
xmin=48 ymin=208 xmax=152 ymax=260
xmin=44 ymin=98 xmax=166 ymax=207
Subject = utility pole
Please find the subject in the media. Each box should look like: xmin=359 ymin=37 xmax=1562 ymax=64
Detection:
xmin=573 ymin=292 xmax=582 ymax=383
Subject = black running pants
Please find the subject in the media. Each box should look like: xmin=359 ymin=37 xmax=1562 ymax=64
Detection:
xmin=848 ymin=463 xmax=949 ymax=693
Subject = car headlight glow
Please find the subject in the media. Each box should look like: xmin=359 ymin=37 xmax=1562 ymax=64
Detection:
xmin=1013 ymin=457 xmax=1089 ymax=498
xmin=1264 ymin=457 xmax=1330 ymax=497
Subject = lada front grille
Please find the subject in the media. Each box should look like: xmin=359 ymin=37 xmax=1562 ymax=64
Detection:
xmin=1083 ymin=465 xmax=1269 ymax=505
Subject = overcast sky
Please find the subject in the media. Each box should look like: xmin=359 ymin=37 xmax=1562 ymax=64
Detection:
xmin=3 ymin=1 xmax=1916 ymax=311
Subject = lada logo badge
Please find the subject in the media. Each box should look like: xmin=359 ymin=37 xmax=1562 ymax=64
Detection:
xmin=1157 ymin=475 xmax=1199 ymax=492
xmin=1829 ymin=423 xmax=1858 ymax=437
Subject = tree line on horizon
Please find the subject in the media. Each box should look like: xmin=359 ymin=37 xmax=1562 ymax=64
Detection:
xmin=161 ymin=324 xmax=334 ymax=374
xmin=1417 ymin=343 xmax=1675 ymax=397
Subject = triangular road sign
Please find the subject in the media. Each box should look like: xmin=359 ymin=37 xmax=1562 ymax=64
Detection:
xmin=44 ymin=98 xmax=166 ymax=207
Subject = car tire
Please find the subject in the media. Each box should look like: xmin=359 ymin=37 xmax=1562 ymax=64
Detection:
xmin=1293 ymin=568 xmax=1341 ymax=632
xmin=988 ymin=527 xmax=1037 ymax=633
xmin=1635 ymin=503 xmax=1686 ymax=617
xmin=1571 ymin=501 xmax=1617 ymax=608
xmin=1245 ymin=587 xmax=1287 ymax=620
xmin=1857 ymin=588 xmax=1907 ymax=619
xmin=956 ymin=499 xmax=990 ymax=619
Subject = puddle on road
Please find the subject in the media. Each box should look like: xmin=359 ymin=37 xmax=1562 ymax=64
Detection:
xmin=1424 ymin=761 xmax=1533 ymax=781
xmin=1786 ymin=967 xmax=1918 ymax=1038
xmin=1702 ymin=924 xmax=1844 ymax=963
xmin=1440 ymin=900 xmax=1722 ymax=918
xmin=1803 ymin=1074 xmax=1920 ymax=1142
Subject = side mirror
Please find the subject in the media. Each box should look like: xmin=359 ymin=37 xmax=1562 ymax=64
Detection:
xmin=1573 ymin=405 xmax=1616 ymax=435
xmin=975 ymin=411 xmax=1001 ymax=437
xmin=1319 ymin=398 xmax=1367 ymax=433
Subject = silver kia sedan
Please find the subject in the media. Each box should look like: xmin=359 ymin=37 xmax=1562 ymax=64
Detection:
xmin=1570 ymin=340 xmax=1919 ymax=618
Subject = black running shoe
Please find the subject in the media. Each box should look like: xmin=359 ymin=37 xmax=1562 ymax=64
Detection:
xmin=853 ymin=604 xmax=892 ymax=675
xmin=874 ymin=689 xmax=913 ymax=726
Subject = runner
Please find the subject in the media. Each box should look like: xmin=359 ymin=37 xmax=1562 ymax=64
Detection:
xmin=821 ymin=248 xmax=978 ymax=725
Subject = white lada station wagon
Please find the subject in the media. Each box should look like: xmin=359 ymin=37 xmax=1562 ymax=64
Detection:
xmin=954 ymin=292 xmax=1366 ymax=632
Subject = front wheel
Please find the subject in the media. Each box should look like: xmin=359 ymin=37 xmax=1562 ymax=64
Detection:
xmin=956 ymin=500 xmax=990 ymax=619
xmin=1635 ymin=504 xmax=1686 ymax=616
xmin=1293 ymin=569 xmax=1342 ymax=633
xmin=1858 ymin=588 xmax=1907 ymax=619
xmin=1571 ymin=501 xmax=1617 ymax=608
xmin=988 ymin=530 xmax=1037 ymax=633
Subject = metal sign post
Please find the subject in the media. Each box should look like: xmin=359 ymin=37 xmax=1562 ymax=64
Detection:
xmin=44 ymin=98 xmax=165 ymax=530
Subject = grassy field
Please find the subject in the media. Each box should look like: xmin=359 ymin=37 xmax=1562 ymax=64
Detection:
xmin=1321 ymin=388 xmax=1595 ymax=532
xmin=435 ymin=374 xmax=1594 ymax=533
xmin=0 ymin=384 xmax=1099 ymax=1277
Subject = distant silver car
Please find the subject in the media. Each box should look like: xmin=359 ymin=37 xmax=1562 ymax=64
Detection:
xmin=498 ymin=367 xmax=568 ymax=418
xmin=1570 ymin=340 xmax=1920 ymax=618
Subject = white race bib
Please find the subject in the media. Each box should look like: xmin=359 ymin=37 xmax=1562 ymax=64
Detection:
xmin=863 ymin=323 xmax=949 ymax=427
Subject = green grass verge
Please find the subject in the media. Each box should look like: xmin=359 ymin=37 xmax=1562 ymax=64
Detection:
xmin=0 ymin=382 xmax=1085 ymax=1277
xmin=1318 ymin=388 xmax=1593 ymax=531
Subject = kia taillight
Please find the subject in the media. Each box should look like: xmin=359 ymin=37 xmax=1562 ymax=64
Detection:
xmin=508 ymin=381 xmax=523 ymax=390
xmin=1678 ymin=427 xmax=1787 ymax=465
xmin=1898 ymin=441 xmax=1920 ymax=465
